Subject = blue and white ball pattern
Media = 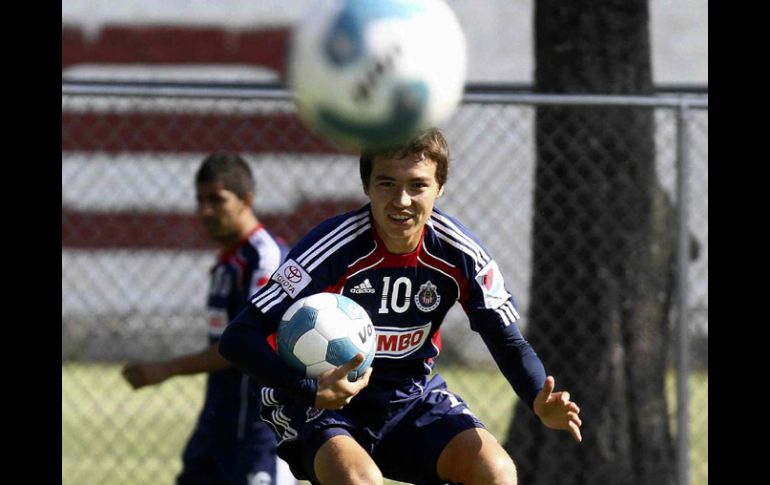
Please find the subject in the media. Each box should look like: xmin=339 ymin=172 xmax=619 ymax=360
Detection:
xmin=278 ymin=293 xmax=376 ymax=381
xmin=288 ymin=0 xmax=467 ymax=151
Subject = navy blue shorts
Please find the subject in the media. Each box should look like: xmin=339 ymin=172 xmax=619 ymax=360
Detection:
xmin=260 ymin=373 xmax=484 ymax=485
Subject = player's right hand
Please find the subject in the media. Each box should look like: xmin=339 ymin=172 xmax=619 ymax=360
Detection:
xmin=121 ymin=362 xmax=170 ymax=389
xmin=314 ymin=353 xmax=372 ymax=410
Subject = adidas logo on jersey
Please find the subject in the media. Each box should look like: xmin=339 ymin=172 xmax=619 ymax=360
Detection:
xmin=350 ymin=278 xmax=376 ymax=294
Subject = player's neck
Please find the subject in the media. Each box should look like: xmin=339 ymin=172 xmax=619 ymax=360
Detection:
xmin=219 ymin=214 xmax=261 ymax=250
xmin=381 ymin=237 xmax=420 ymax=254
xmin=373 ymin=224 xmax=424 ymax=255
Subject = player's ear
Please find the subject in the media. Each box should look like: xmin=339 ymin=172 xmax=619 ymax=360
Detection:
xmin=362 ymin=183 xmax=371 ymax=197
xmin=437 ymin=185 xmax=444 ymax=198
xmin=243 ymin=191 xmax=255 ymax=210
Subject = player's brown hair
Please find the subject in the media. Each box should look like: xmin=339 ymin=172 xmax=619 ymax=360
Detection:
xmin=195 ymin=151 xmax=255 ymax=199
xmin=359 ymin=128 xmax=450 ymax=190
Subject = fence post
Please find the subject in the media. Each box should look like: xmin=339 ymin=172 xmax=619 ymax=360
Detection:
xmin=675 ymin=103 xmax=692 ymax=485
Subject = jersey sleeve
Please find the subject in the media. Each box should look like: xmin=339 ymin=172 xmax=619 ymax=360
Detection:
xmin=247 ymin=210 xmax=370 ymax=321
xmin=431 ymin=209 xmax=547 ymax=410
xmin=246 ymin=233 xmax=286 ymax=299
xmin=219 ymin=210 xmax=370 ymax=405
xmin=463 ymin=257 xmax=547 ymax=411
xmin=219 ymin=303 xmax=319 ymax=406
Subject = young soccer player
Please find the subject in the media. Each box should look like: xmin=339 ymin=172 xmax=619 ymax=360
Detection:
xmin=121 ymin=152 xmax=296 ymax=485
xmin=219 ymin=129 xmax=582 ymax=485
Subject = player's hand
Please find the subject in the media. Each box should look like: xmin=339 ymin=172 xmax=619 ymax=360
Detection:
xmin=121 ymin=362 xmax=170 ymax=389
xmin=314 ymin=353 xmax=372 ymax=410
xmin=533 ymin=375 xmax=582 ymax=442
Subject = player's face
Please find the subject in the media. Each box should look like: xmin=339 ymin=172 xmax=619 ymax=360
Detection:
xmin=196 ymin=180 xmax=250 ymax=247
xmin=365 ymin=152 xmax=444 ymax=254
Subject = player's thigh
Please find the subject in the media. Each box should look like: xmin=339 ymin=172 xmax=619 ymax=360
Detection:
xmin=314 ymin=434 xmax=383 ymax=485
xmin=436 ymin=427 xmax=517 ymax=485
xmin=372 ymin=380 xmax=484 ymax=484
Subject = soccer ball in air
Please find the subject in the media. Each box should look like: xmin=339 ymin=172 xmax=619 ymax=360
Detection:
xmin=288 ymin=0 xmax=467 ymax=151
xmin=277 ymin=293 xmax=376 ymax=381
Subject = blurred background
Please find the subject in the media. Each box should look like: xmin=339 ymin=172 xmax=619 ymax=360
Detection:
xmin=62 ymin=0 xmax=707 ymax=85
xmin=61 ymin=1 xmax=707 ymax=484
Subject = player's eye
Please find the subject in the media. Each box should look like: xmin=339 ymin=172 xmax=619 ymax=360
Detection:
xmin=197 ymin=195 xmax=224 ymax=206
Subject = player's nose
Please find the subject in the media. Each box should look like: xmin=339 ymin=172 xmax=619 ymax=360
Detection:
xmin=393 ymin=187 xmax=412 ymax=207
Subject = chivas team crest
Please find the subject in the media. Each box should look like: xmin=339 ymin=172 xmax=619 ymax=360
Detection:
xmin=414 ymin=280 xmax=441 ymax=312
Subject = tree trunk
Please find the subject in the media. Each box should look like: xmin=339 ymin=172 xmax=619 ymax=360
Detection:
xmin=503 ymin=1 xmax=675 ymax=484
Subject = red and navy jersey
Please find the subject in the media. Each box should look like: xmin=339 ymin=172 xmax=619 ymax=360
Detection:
xmin=202 ymin=224 xmax=289 ymax=436
xmin=207 ymin=224 xmax=288 ymax=344
xmin=220 ymin=205 xmax=546 ymax=410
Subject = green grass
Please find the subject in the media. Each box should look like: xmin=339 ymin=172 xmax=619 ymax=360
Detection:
xmin=62 ymin=363 xmax=707 ymax=485
xmin=666 ymin=369 xmax=709 ymax=484
xmin=62 ymin=362 xmax=207 ymax=484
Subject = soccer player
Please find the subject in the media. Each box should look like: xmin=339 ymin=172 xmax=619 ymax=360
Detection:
xmin=219 ymin=129 xmax=582 ymax=485
xmin=121 ymin=152 xmax=296 ymax=485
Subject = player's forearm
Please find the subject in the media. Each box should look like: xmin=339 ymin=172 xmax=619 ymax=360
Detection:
xmin=164 ymin=343 xmax=232 ymax=376
xmin=219 ymin=305 xmax=318 ymax=407
xmin=480 ymin=329 xmax=546 ymax=410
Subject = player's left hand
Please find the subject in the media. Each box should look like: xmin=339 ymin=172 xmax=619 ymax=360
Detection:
xmin=533 ymin=375 xmax=582 ymax=442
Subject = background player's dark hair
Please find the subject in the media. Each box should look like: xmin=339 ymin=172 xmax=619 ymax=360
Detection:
xmin=195 ymin=151 xmax=255 ymax=199
xmin=359 ymin=128 xmax=450 ymax=189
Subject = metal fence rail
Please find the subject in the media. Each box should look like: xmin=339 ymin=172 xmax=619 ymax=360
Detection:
xmin=62 ymin=85 xmax=708 ymax=485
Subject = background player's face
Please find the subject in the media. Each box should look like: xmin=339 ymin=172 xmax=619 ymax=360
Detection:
xmin=365 ymin=152 xmax=444 ymax=254
xmin=195 ymin=179 xmax=250 ymax=247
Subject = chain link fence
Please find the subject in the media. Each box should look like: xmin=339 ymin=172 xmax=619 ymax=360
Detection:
xmin=62 ymin=86 xmax=707 ymax=484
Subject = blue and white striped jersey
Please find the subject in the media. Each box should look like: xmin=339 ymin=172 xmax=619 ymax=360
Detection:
xmin=202 ymin=224 xmax=288 ymax=434
xmin=220 ymin=204 xmax=546 ymax=410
